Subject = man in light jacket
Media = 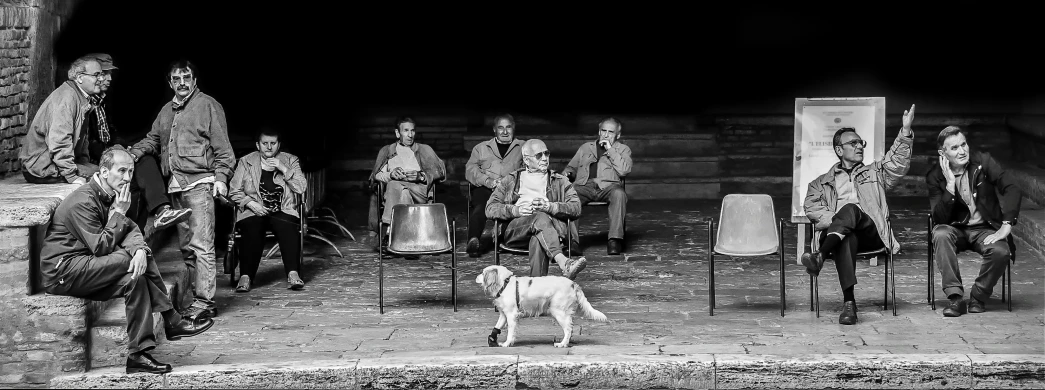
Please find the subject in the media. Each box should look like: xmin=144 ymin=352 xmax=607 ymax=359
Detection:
xmin=465 ymin=113 xmax=524 ymax=257
xmin=801 ymin=104 xmax=916 ymax=325
xmin=563 ymin=117 xmax=632 ymax=255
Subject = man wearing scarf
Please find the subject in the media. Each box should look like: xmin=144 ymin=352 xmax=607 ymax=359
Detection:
xmin=82 ymin=53 xmax=191 ymax=235
xmin=486 ymin=139 xmax=587 ymax=280
xmin=129 ymin=59 xmax=235 ymax=322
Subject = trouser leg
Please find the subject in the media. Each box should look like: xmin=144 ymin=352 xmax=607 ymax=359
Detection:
xmin=604 ymin=185 xmax=627 ymax=239
xmin=966 ymin=226 xmax=1011 ymax=303
xmin=932 ymin=224 xmax=969 ymax=298
xmin=173 ymin=183 xmax=217 ymax=306
xmin=504 ymin=214 xmax=567 ymax=276
xmin=270 ymin=211 xmax=302 ymax=276
xmin=469 ymin=186 xmax=493 ymax=239
xmin=131 ymin=155 xmax=170 ymax=216
xmin=237 ymin=215 xmax=266 ymax=280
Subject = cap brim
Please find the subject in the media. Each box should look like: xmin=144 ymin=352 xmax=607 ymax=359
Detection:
xmin=100 ymin=65 xmax=118 ymax=70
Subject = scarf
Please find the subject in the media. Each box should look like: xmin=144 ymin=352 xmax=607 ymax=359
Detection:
xmin=88 ymin=94 xmax=110 ymax=144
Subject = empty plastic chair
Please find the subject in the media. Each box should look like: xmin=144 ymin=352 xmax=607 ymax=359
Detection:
xmin=379 ymin=203 xmax=458 ymax=314
xmin=706 ymin=194 xmax=786 ymax=317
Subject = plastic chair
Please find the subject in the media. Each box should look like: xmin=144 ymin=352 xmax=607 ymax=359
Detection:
xmin=927 ymin=214 xmax=1014 ymax=311
xmin=378 ymin=203 xmax=458 ymax=314
xmin=800 ymin=220 xmax=896 ymax=318
xmin=706 ymin=194 xmax=786 ymax=317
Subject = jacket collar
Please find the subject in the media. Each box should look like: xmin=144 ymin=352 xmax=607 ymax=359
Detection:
xmin=482 ymin=138 xmax=524 ymax=155
xmin=89 ymin=174 xmax=115 ymax=205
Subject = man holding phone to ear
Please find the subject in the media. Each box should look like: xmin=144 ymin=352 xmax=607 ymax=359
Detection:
xmin=563 ymin=117 xmax=632 ymax=255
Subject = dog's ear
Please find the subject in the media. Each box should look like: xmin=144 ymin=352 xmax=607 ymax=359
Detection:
xmin=482 ymin=268 xmax=502 ymax=298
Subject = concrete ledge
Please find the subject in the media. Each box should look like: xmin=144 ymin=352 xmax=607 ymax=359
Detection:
xmin=0 ymin=176 xmax=78 ymax=227
xmin=48 ymin=354 xmax=1045 ymax=389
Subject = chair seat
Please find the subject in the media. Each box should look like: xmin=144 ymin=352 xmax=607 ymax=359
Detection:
xmin=713 ymin=247 xmax=780 ymax=257
xmin=498 ymin=244 xmax=528 ymax=254
xmin=856 ymin=247 xmax=890 ymax=257
xmin=587 ymin=201 xmax=610 ymax=206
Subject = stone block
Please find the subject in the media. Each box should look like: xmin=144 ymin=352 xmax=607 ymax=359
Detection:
xmin=355 ymin=355 xmax=517 ymax=389
xmin=164 ymin=360 xmax=360 ymax=389
xmin=970 ymin=354 xmax=1045 ymax=389
xmin=49 ymin=366 xmax=164 ymax=389
xmin=715 ymin=354 xmax=971 ymax=389
xmin=517 ymin=354 xmax=714 ymax=389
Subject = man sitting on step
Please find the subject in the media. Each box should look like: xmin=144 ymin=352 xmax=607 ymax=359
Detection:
xmin=486 ymin=139 xmax=587 ymax=279
xmin=465 ymin=113 xmax=525 ymax=257
xmin=563 ymin=117 xmax=632 ymax=255
xmin=366 ymin=116 xmax=446 ymax=249
xmin=928 ymin=126 xmax=1022 ymax=317
xmin=41 ymin=148 xmax=213 ymax=375
xmin=800 ymin=104 xmax=916 ymax=325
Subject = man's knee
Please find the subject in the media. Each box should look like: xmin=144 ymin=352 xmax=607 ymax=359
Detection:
xmin=931 ymin=225 xmax=958 ymax=245
xmin=609 ymin=187 xmax=627 ymax=202
xmin=984 ymin=244 xmax=1010 ymax=264
xmin=532 ymin=212 xmax=554 ymax=227
xmin=836 ymin=203 xmax=861 ymax=216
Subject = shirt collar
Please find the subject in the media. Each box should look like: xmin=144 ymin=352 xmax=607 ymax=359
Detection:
xmin=90 ymin=173 xmax=116 ymax=204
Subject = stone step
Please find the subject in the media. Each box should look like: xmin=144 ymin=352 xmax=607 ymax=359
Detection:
xmin=331 ymin=155 xmax=722 ymax=180
xmin=89 ymin=296 xmax=168 ymax=369
xmin=461 ymin=133 xmax=717 ymax=158
xmin=1012 ymin=197 xmax=1044 ymax=263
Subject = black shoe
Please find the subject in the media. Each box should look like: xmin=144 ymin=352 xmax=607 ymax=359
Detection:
xmin=839 ymin=301 xmax=858 ymax=325
xmin=184 ymin=305 xmax=217 ymax=321
xmin=943 ymin=297 xmax=967 ymax=317
xmin=967 ymin=297 xmax=986 ymax=313
xmin=607 ymin=239 xmax=622 ymax=255
xmin=467 ymin=237 xmax=481 ymax=258
xmin=165 ymin=317 xmax=214 ymax=341
xmin=126 ymin=351 xmax=172 ymax=374
xmin=801 ymin=252 xmax=824 ymax=276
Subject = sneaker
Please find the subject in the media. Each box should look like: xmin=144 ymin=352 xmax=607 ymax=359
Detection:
xmin=153 ymin=206 xmax=192 ymax=231
xmin=562 ymin=257 xmax=588 ymax=280
xmin=235 ymin=275 xmax=251 ymax=293
xmin=287 ymin=271 xmax=305 ymax=290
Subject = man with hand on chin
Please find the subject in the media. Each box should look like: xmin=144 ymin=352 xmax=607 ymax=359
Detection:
xmin=41 ymin=148 xmax=213 ymax=375
xmin=928 ymin=126 xmax=1022 ymax=317
xmin=129 ymin=59 xmax=235 ymax=322
xmin=563 ymin=117 xmax=632 ymax=255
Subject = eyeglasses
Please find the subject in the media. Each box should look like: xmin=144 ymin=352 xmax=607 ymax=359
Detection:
xmin=78 ymin=71 xmax=104 ymax=78
xmin=170 ymin=75 xmax=195 ymax=84
xmin=525 ymin=151 xmax=550 ymax=159
xmin=838 ymin=139 xmax=867 ymax=149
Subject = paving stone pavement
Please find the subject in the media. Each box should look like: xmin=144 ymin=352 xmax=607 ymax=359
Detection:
xmin=130 ymin=197 xmax=1043 ymax=369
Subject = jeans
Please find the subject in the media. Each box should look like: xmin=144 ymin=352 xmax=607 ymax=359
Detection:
xmin=171 ymin=183 xmax=216 ymax=309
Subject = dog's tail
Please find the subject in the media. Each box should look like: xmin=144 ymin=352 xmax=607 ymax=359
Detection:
xmin=573 ymin=283 xmax=608 ymax=322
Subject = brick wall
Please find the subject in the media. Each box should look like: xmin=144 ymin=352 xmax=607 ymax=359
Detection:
xmin=0 ymin=0 xmax=77 ymax=179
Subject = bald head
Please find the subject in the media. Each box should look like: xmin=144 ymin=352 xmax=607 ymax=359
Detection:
xmin=522 ymin=139 xmax=550 ymax=172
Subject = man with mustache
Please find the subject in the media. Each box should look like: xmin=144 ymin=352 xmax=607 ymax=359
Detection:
xmin=928 ymin=126 xmax=1022 ymax=317
xmin=40 ymin=148 xmax=213 ymax=375
xmin=129 ymin=59 xmax=235 ymax=322
xmin=19 ymin=56 xmax=101 ymax=185
xmin=486 ymin=139 xmax=587 ymax=279
xmin=801 ymin=104 xmax=916 ymax=325
xmin=366 ymin=116 xmax=446 ymax=249
xmin=81 ymin=53 xmax=192 ymax=234
xmin=563 ymin=117 xmax=632 ymax=255
xmin=465 ymin=113 xmax=525 ymax=257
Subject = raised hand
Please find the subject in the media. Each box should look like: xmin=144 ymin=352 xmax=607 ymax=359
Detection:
xmin=901 ymin=104 xmax=916 ymax=136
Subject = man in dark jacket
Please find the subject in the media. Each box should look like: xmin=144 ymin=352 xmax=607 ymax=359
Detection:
xmin=129 ymin=59 xmax=236 ymax=321
xmin=42 ymin=148 xmax=212 ymax=374
xmin=465 ymin=113 xmax=524 ymax=257
xmin=928 ymin=126 xmax=1022 ymax=317
xmin=486 ymin=139 xmax=586 ymax=279
xmin=366 ymin=116 xmax=446 ymax=248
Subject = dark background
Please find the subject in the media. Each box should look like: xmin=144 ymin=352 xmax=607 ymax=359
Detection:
xmin=54 ymin=1 xmax=1043 ymax=154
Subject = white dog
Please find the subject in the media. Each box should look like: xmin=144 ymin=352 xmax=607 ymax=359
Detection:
xmin=475 ymin=265 xmax=607 ymax=348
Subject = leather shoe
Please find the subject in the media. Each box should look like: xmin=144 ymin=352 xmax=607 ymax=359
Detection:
xmin=126 ymin=351 xmax=172 ymax=374
xmin=607 ymin=239 xmax=622 ymax=255
xmin=801 ymin=252 xmax=824 ymax=276
xmin=165 ymin=317 xmax=214 ymax=341
xmin=967 ymin=297 xmax=986 ymax=313
xmin=943 ymin=297 xmax=967 ymax=317
xmin=467 ymin=237 xmax=481 ymax=258
xmin=838 ymin=301 xmax=858 ymax=325
xmin=562 ymin=257 xmax=588 ymax=280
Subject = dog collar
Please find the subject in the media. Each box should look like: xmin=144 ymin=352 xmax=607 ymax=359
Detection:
xmin=495 ymin=275 xmax=512 ymax=298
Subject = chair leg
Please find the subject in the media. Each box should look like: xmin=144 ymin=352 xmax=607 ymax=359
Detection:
xmin=890 ymin=253 xmax=897 ymax=316
xmin=809 ymin=275 xmax=814 ymax=311
xmin=814 ymin=275 xmax=820 ymax=318
xmin=707 ymin=218 xmax=715 ymax=316
xmin=883 ymin=255 xmax=889 ymax=312
xmin=1007 ymin=262 xmax=1012 ymax=312
xmin=494 ymin=221 xmax=500 ymax=266
xmin=452 ymin=219 xmax=457 ymax=313
xmin=379 ymin=227 xmax=385 ymax=315
xmin=779 ymin=219 xmax=785 ymax=318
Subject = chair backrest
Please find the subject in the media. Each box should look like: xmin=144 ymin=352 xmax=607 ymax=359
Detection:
xmin=387 ymin=203 xmax=452 ymax=254
xmin=714 ymin=194 xmax=779 ymax=256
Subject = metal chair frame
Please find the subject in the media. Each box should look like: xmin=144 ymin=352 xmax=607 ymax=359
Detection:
xmin=378 ymin=204 xmax=457 ymax=314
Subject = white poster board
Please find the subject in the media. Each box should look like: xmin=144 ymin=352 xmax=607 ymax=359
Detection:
xmin=792 ymin=97 xmax=886 ymax=262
